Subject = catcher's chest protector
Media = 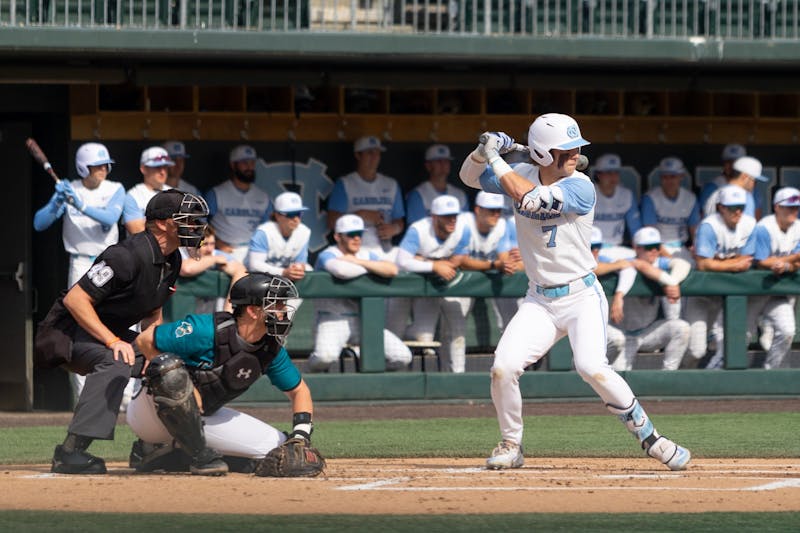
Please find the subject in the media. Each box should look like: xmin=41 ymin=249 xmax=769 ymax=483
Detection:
xmin=191 ymin=313 xmax=281 ymax=414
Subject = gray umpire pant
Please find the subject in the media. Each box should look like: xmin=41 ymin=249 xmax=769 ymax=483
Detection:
xmin=64 ymin=328 xmax=143 ymax=440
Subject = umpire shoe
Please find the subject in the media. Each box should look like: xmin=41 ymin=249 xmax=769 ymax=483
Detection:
xmin=51 ymin=445 xmax=107 ymax=475
xmin=486 ymin=440 xmax=524 ymax=470
xmin=129 ymin=439 xmax=191 ymax=473
xmin=190 ymin=448 xmax=229 ymax=476
xmin=647 ymin=436 xmax=691 ymax=471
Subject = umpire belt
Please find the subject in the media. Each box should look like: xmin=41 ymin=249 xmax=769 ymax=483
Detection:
xmin=535 ymin=272 xmax=596 ymax=299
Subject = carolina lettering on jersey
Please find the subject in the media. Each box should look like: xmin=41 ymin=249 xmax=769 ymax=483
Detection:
xmin=516 ymin=210 xmax=562 ymax=221
xmin=222 ymin=207 xmax=266 ymax=217
xmin=595 ymin=213 xmax=625 ymax=221
xmin=353 ymin=196 xmax=393 ymax=206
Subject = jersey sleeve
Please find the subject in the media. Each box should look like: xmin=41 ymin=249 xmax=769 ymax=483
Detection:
xmin=693 ymin=223 xmax=718 ymax=258
xmin=326 ymin=179 xmax=348 ymax=213
xmin=405 ymin=190 xmax=426 ymax=225
xmin=77 ymin=245 xmax=137 ymax=302
xmin=639 ymin=194 xmax=657 ymax=226
xmin=453 ymin=225 xmax=471 ymax=256
xmin=625 ymin=201 xmax=642 ymax=238
xmin=753 ymin=225 xmax=772 ymax=261
xmin=248 ymin=229 xmax=269 ymax=253
xmin=295 ymin=242 xmax=309 ymax=264
xmin=398 ymin=226 xmax=421 ymax=255
xmin=204 ymin=189 xmax=218 ymax=218
xmin=741 ymin=227 xmax=758 ymax=256
xmin=153 ymin=314 xmax=217 ymax=367
xmin=82 ymin=186 xmax=125 ymax=227
xmin=122 ymin=193 xmax=144 ymax=224
xmin=390 ymin=182 xmax=405 ymax=220
xmin=555 ymin=177 xmax=594 ymax=215
xmin=264 ymin=347 xmax=302 ymax=391
xmin=687 ymin=200 xmax=701 ymax=228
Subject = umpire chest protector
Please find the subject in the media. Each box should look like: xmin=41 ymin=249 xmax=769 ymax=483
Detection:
xmin=191 ymin=312 xmax=282 ymax=415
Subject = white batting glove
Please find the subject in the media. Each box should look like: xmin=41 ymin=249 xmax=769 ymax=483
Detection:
xmin=516 ymin=187 xmax=553 ymax=213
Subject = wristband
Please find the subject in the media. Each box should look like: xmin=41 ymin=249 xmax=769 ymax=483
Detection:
xmin=291 ymin=412 xmax=313 ymax=439
xmin=105 ymin=336 xmax=121 ymax=348
xmin=488 ymin=155 xmax=513 ymax=177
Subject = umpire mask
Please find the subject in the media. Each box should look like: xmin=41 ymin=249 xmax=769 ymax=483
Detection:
xmin=173 ymin=193 xmax=209 ymax=250
xmin=230 ymin=274 xmax=299 ymax=345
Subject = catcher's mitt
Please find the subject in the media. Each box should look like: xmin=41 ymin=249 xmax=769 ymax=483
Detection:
xmin=254 ymin=437 xmax=326 ymax=477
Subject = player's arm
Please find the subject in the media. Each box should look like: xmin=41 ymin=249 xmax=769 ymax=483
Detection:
xmin=351 ymin=253 xmax=399 ymax=278
xmin=136 ymin=321 xmax=160 ymax=360
xmin=181 ymin=253 xmax=228 ymax=276
xmin=284 ymin=379 xmax=314 ymax=422
xmin=695 ymin=254 xmax=754 ymax=272
xmin=139 ymin=307 xmax=163 ymax=332
xmin=460 ymin=255 xmax=502 ymax=272
xmin=33 ymin=191 xmax=67 ymax=231
xmin=81 ymin=186 xmax=125 ymax=227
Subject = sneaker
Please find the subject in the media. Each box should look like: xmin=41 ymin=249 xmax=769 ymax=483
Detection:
xmin=51 ymin=444 xmax=107 ymax=475
xmin=129 ymin=439 xmax=191 ymax=473
xmin=647 ymin=436 xmax=691 ymax=471
xmin=190 ymin=448 xmax=229 ymax=476
xmin=486 ymin=440 xmax=524 ymax=470
xmin=759 ymin=324 xmax=774 ymax=352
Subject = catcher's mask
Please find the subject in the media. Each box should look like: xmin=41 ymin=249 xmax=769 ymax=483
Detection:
xmin=173 ymin=192 xmax=209 ymax=250
xmin=230 ymin=273 xmax=299 ymax=344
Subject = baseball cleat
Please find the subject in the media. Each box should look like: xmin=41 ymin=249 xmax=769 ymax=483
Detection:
xmin=190 ymin=448 xmax=229 ymax=476
xmin=647 ymin=436 xmax=691 ymax=471
xmin=129 ymin=439 xmax=191 ymax=473
xmin=51 ymin=445 xmax=107 ymax=475
xmin=486 ymin=440 xmax=524 ymax=470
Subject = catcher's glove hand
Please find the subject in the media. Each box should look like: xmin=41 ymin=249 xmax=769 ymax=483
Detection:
xmin=254 ymin=437 xmax=326 ymax=478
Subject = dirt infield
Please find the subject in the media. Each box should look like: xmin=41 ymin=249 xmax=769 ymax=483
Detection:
xmin=2 ymin=458 xmax=799 ymax=514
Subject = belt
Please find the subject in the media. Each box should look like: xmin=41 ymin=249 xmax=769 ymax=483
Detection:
xmin=71 ymin=253 xmax=97 ymax=260
xmin=535 ymin=273 xmax=596 ymax=299
xmin=663 ymin=240 xmax=684 ymax=248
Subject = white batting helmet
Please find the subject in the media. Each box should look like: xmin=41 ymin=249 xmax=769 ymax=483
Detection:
xmin=75 ymin=142 xmax=114 ymax=178
xmin=527 ymin=114 xmax=590 ymax=167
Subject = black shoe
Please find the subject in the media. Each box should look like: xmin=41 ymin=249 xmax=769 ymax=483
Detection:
xmin=129 ymin=439 xmax=191 ymax=473
xmin=190 ymin=448 xmax=228 ymax=476
xmin=223 ymin=455 xmax=257 ymax=474
xmin=51 ymin=444 xmax=107 ymax=475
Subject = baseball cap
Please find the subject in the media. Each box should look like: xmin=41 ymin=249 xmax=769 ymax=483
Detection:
xmin=353 ymin=136 xmax=386 ymax=153
xmin=595 ymin=153 xmax=622 ymax=172
xmin=658 ymin=157 xmax=687 ymax=176
xmin=633 ymin=227 xmax=662 ymax=247
xmin=773 ymin=187 xmax=800 ymax=207
xmin=335 ymin=214 xmax=365 ymax=234
xmin=425 ymin=144 xmax=453 ymax=161
xmin=230 ymin=144 xmax=257 ymax=163
xmin=733 ymin=156 xmax=768 ymax=183
xmin=718 ymin=185 xmax=748 ymax=207
xmin=722 ymin=143 xmax=746 ymax=161
xmin=162 ymin=140 xmax=190 ymax=159
xmin=145 ymin=189 xmax=184 ymax=220
xmin=475 ymin=191 xmax=505 ymax=210
xmin=590 ymin=226 xmax=603 ymax=246
xmin=431 ymin=195 xmax=461 ymax=216
xmin=140 ymin=146 xmax=175 ymax=168
xmin=274 ymin=191 xmax=308 ymax=214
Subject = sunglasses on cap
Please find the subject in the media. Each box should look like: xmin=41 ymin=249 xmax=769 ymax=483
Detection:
xmin=778 ymin=195 xmax=800 ymax=206
xmin=640 ymin=243 xmax=661 ymax=251
xmin=342 ymin=231 xmax=363 ymax=238
xmin=147 ymin=155 xmax=171 ymax=164
xmin=724 ymin=204 xmax=745 ymax=212
xmin=278 ymin=211 xmax=303 ymax=219
xmin=590 ymin=243 xmax=602 ymax=251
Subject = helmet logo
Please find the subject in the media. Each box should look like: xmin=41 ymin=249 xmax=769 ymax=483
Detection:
xmin=566 ymin=125 xmax=579 ymax=139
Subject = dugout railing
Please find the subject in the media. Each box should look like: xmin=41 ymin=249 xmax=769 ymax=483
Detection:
xmin=163 ymin=269 xmax=800 ymax=402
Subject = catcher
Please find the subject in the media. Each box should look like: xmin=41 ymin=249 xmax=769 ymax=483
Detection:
xmin=126 ymin=273 xmax=325 ymax=477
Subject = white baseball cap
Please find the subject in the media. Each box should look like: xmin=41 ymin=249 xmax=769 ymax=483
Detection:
xmin=658 ymin=156 xmax=687 ymax=176
xmin=140 ymin=146 xmax=175 ymax=168
xmin=590 ymin=226 xmax=603 ymax=246
xmin=425 ymin=144 xmax=453 ymax=161
xmin=230 ymin=144 xmax=257 ymax=163
xmin=273 ymin=192 xmax=308 ymax=214
xmin=722 ymin=143 xmax=746 ymax=161
xmin=633 ymin=227 xmax=662 ymax=247
xmin=431 ymin=195 xmax=461 ymax=216
xmin=733 ymin=156 xmax=768 ymax=183
xmin=773 ymin=187 xmax=800 ymax=207
xmin=718 ymin=185 xmax=748 ymax=206
xmin=162 ymin=140 xmax=190 ymax=159
xmin=353 ymin=136 xmax=386 ymax=153
xmin=335 ymin=214 xmax=365 ymax=234
xmin=595 ymin=153 xmax=622 ymax=173
xmin=475 ymin=191 xmax=505 ymax=210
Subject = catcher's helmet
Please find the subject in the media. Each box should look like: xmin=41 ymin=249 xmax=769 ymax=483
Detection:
xmin=527 ymin=113 xmax=590 ymax=167
xmin=75 ymin=142 xmax=115 ymax=178
xmin=230 ymin=273 xmax=299 ymax=344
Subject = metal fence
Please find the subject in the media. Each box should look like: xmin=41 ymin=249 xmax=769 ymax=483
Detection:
xmin=1 ymin=1 xmax=797 ymax=39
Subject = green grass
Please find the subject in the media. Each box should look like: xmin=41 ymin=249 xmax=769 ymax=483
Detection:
xmin=2 ymin=412 xmax=799 ymax=464
xmin=0 ymin=511 xmax=798 ymax=532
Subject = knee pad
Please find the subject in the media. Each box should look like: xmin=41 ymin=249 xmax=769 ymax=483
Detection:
xmin=144 ymin=353 xmax=206 ymax=457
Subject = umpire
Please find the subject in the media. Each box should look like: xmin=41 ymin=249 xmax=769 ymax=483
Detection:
xmin=34 ymin=189 xmax=209 ymax=474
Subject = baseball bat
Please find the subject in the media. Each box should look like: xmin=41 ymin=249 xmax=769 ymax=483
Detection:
xmin=25 ymin=138 xmax=75 ymax=206
xmin=478 ymin=133 xmax=589 ymax=171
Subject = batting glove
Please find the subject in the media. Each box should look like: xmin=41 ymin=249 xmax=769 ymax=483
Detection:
xmin=57 ymin=181 xmax=84 ymax=211
xmin=516 ymin=186 xmax=553 ymax=213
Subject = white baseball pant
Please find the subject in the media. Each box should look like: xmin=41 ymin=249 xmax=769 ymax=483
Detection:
xmin=747 ymin=295 xmax=796 ymax=369
xmin=406 ymin=296 xmax=471 ymax=373
xmin=610 ymin=319 xmax=690 ymax=371
xmin=127 ymin=385 xmax=286 ymax=458
xmin=683 ymin=296 xmax=723 ymax=360
xmin=491 ymin=281 xmax=636 ymax=445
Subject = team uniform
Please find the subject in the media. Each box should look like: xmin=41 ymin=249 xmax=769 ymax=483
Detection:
xmin=123 ymin=182 xmax=170 ymax=231
xmin=327 ymin=171 xmax=405 ymax=256
xmin=686 ymin=212 xmax=757 ymax=368
xmin=205 ymin=181 xmax=272 ymax=262
xmin=702 ymin=183 xmax=758 ymax=218
xmin=594 ymin=183 xmax=641 ymax=260
xmin=306 ymin=246 xmax=412 ymax=371
xmin=460 ymin=117 xmax=689 ymax=471
xmin=246 ymin=220 xmax=311 ymax=276
xmin=640 ymin=187 xmax=700 ymax=260
xmin=396 ymin=215 xmax=472 ymax=373
xmin=174 ymin=178 xmax=200 ymax=197
xmin=608 ymin=255 xmax=691 ymax=371
xmin=405 ymin=181 xmax=469 ymax=225
xmin=750 ymin=215 xmax=800 ymax=368
xmin=127 ymin=312 xmax=296 ymax=458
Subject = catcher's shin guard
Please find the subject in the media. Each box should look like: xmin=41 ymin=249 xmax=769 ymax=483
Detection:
xmin=144 ymin=353 xmax=208 ymax=458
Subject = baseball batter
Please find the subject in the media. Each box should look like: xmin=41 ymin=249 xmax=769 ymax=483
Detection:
xmin=688 ymin=185 xmax=757 ymax=369
xmin=306 ymin=215 xmax=412 ymax=372
xmin=205 ymin=145 xmax=272 ymax=262
xmin=405 ymin=144 xmax=469 ymax=225
xmin=750 ymin=187 xmax=800 ymax=369
xmin=459 ymin=114 xmax=690 ymax=471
